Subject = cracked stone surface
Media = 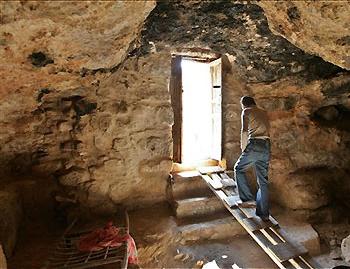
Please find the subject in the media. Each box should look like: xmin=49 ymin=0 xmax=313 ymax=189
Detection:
xmin=257 ymin=1 xmax=350 ymax=70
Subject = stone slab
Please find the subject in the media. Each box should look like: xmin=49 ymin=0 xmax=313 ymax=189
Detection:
xmin=171 ymin=174 xmax=211 ymax=200
xmin=175 ymin=196 xmax=226 ymax=219
xmin=179 ymin=217 xmax=245 ymax=242
xmin=198 ymin=166 xmax=224 ymax=174
xmin=278 ymin=216 xmax=321 ymax=256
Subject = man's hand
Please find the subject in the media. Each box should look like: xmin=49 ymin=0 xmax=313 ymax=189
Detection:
xmin=240 ymin=109 xmax=249 ymax=152
xmin=241 ymin=131 xmax=248 ymax=152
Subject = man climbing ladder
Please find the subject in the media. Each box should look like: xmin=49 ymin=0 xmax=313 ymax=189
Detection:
xmin=234 ymin=96 xmax=271 ymax=221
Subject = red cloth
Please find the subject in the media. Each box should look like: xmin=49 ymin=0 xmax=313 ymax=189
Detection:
xmin=77 ymin=221 xmax=138 ymax=264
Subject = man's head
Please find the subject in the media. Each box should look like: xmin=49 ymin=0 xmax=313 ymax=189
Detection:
xmin=240 ymin=96 xmax=256 ymax=109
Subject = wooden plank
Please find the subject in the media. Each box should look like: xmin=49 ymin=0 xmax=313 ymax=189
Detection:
xmin=211 ymin=173 xmax=224 ymax=189
xmin=220 ymin=173 xmax=232 ymax=180
xmin=224 ymin=195 xmax=241 ymax=207
xmin=220 ymin=173 xmax=236 ymax=186
xmin=201 ymin=174 xmax=212 ymax=184
xmin=169 ymin=55 xmax=182 ymax=163
xmin=261 ymin=225 xmax=303 ymax=268
xmin=215 ymin=190 xmax=228 ymax=201
xmin=242 ymin=216 xmax=279 ymax=232
xmin=172 ymin=170 xmax=201 ymax=180
xmin=221 ymin=187 xmax=237 ymax=197
xmin=239 ymin=207 xmax=256 ymax=218
xmin=198 ymin=166 xmax=224 ymax=174
xmin=199 ymin=174 xmax=286 ymax=268
xmin=268 ymin=241 xmax=308 ymax=263
xmin=269 ymin=227 xmax=321 ymax=268
xmin=202 ymin=174 xmax=222 ymax=189
xmin=295 ymin=255 xmax=321 ymax=269
xmin=209 ymin=57 xmax=222 ymax=161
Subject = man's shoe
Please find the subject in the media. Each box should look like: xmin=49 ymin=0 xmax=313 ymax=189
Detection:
xmin=236 ymin=200 xmax=256 ymax=208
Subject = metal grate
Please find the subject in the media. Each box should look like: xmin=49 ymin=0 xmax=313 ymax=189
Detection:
xmin=43 ymin=212 xmax=129 ymax=269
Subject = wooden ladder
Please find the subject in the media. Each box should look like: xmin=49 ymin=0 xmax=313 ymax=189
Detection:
xmin=198 ymin=166 xmax=320 ymax=269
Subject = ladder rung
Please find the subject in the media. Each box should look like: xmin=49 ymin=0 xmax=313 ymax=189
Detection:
xmin=211 ymin=174 xmax=224 ymax=189
xmin=224 ymin=195 xmax=240 ymax=207
xmin=268 ymin=241 xmax=308 ymax=263
xmin=242 ymin=216 xmax=279 ymax=232
xmin=216 ymin=190 xmax=227 ymax=200
xmin=239 ymin=207 xmax=256 ymax=218
xmin=202 ymin=174 xmax=222 ymax=189
xmin=219 ymin=173 xmax=237 ymax=187
xmin=198 ymin=166 xmax=224 ymax=174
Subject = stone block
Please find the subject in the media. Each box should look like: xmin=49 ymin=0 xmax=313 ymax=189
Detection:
xmin=279 ymin=172 xmax=329 ymax=210
xmin=59 ymin=169 xmax=91 ymax=186
xmin=171 ymin=173 xmax=211 ymax=200
xmin=179 ymin=217 xmax=245 ymax=242
xmin=278 ymin=215 xmax=321 ymax=256
xmin=175 ymin=197 xmax=226 ymax=219
xmin=342 ymin=235 xmax=350 ymax=262
xmin=93 ymin=159 xmax=126 ymax=180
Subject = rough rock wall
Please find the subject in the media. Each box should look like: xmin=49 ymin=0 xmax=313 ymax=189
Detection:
xmin=257 ymin=1 xmax=350 ymax=70
xmin=70 ymin=54 xmax=173 ymax=211
xmin=250 ymin=75 xmax=350 ymax=221
xmin=0 ymin=1 xmax=163 ymax=212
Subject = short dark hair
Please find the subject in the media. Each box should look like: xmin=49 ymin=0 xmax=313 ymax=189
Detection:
xmin=240 ymin=96 xmax=256 ymax=107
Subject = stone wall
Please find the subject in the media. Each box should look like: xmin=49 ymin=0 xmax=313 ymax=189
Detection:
xmin=0 ymin=1 xmax=167 ymax=213
xmin=69 ymin=53 xmax=173 ymax=211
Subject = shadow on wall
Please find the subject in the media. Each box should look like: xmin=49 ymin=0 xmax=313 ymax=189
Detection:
xmin=284 ymin=166 xmax=350 ymax=223
xmin=311 ymin=105 xmax=350 ymax=132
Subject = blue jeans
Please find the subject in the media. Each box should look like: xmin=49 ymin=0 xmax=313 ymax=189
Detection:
xmin=234 ymin=139 xmax=271 ymax=218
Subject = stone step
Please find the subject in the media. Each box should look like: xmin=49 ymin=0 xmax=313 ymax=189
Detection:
xmin=175 ymin=211 xmax=230 ymax=226
xmin=278 ymin=218 xmax=321 ymax=256
xmin=174 ymin=196 xmax=226 ymax=219
xmin=170 ymin=171 xmax=212 ymax=200
xmin=178 ymin=216 xmax=245 ymax=243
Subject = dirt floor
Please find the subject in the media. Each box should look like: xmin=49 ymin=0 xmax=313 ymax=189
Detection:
xmin=8 ymin=203 xmax=276 ymax=269
xmin=8 ymin=214 xmax=65 ymax=269
xmin=129 ymin=203 xmax=277 ymax=268
xmin=7 ymin=202 xmax=350 ymax=269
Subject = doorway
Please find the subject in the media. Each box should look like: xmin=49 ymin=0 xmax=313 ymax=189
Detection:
xmin=170 ymin=55 xmax=222 ymax=165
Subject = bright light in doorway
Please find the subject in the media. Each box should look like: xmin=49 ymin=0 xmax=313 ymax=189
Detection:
xmin=181 ymin=59 xmax=213 ymax=165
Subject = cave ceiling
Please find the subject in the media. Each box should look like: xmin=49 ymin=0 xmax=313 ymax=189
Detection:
xmin=139 ymin=1 xmax=348 ymax=83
